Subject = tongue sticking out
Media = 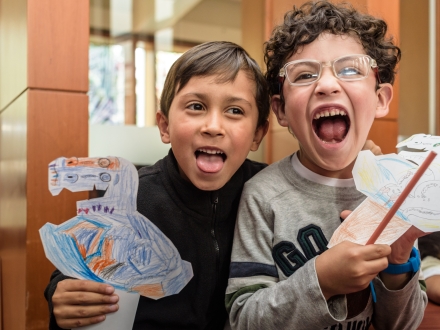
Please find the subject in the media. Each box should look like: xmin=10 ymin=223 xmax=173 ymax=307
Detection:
xmin=317 ymin=117 xmax=348 ymax=143
xmin=196 ymin=153 xmax=225 ymax=173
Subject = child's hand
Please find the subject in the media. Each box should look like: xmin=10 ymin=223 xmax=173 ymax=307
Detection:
xmin=362 ymin=140 xmax=382 ymax=155
xmin=52 ymin=279 xmax=119 ymax=329
xmin=315 ymin=241 xmax=390 ymax=300
xmin=379 ymin=226 xmax=427 ymax=290
xmin=389 ymin=226 xmax=425 ymax=264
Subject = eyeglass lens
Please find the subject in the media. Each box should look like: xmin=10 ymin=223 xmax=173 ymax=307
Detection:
xmin=285 ymin=55 xmax=371 ymax=85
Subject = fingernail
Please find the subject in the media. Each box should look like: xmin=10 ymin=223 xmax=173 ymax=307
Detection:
xmin=97 ymin=315 xmax=106 ymax=322
xmin=108 ymin=304 xmax=119 ymax=312
xmin=109 ymin=295 xmax=119 ymax=303
xmin=105 ymin=286 xmax=114 ymax=294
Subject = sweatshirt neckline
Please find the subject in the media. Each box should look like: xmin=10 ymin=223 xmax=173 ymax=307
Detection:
xmin=291 ymin=152 xmax=356 ymax=188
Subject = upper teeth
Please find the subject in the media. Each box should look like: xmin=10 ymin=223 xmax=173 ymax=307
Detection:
xmin=314 ymin=109 xmax=347 ymax=120
xmin=198 ymin=149 xmax=224 ymax=155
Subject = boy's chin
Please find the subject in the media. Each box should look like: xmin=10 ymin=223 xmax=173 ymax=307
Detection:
xmin=192 ymin=180 xmax=228 ymax=191
xmin=316 ymin=157 xmax=357 ymax=179
xmin=301 ymin=150 xmax=357 ymax=179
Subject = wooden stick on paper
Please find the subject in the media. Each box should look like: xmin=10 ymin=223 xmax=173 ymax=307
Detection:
xmin=366 ymin=151 xmax=438 ymax=245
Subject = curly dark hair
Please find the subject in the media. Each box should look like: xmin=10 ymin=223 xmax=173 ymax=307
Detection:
xmin=264 ymin=1 xmax=401 ymax=96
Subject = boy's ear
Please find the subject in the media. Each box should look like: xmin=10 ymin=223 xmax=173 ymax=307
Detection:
xmin=271 ymin=95 xmax=289 ymax=127
xmin=375 ymin=83 xmax=393 ymax=119
xmin=156 ymin=111 xmax=171 ymax=144
xmin=250 ymin=120 xmax=269 ymax=151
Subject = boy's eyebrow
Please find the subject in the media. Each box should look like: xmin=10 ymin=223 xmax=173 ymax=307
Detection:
xmin=224 ymin=96 xmax=253 ymax=107
xmin=181 ymin=93 xmax=253 ymax=107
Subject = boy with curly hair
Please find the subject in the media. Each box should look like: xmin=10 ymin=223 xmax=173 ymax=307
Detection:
xmin=226 ymin=2 xmax=427 ymax=329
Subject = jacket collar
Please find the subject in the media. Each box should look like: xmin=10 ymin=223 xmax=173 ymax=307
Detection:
xmin=162 ymin=149 xmax=244 ymax=220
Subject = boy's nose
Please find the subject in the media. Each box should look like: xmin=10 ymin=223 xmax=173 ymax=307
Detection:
xmin=314 ymin=67 xmax=341 ymax=96
xmin=201 ymin=111 xmax=225 ymax=137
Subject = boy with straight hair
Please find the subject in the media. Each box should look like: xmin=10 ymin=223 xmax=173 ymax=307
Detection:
xmin=45 ymin=41 xmax=270 ymax=330
xmin=226 ymin=2 xmax=428 ymax=329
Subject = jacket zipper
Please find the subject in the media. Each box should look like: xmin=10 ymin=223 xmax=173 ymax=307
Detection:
xmin=211 ymin=194 xmax=220 ymax=273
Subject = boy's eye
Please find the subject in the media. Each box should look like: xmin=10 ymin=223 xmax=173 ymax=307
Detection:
xmin=226 ymin=107 xmax=244 ymax=115
xmin=293 ymin=72 xmax=318 ymax=83
xmin=337 ymin=67 xmax=362 ymax=78
xmin=187 ymin=103 xmax=204 ymax=111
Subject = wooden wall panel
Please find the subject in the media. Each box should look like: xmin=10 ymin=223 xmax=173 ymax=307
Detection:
xmin=437 ymin=0 xmax=440 ymax=136
xmin=367 ymin=0 xmax=400 ymax=121
xmin=397 ymin=0 xmax=429 ymax=137
xmin=0 ymin=92 xmax=27 ymax=330
xmin=242 ymin=0 xmax=266 ymax=162
xmin=26 ymin=90 xmax=89 ymax=329
xmin=368 ymin=119 xmax=398 ymax=154
xmin=27 ymin=0 xmax=89 ymax=92
xmin=0 ymin=258 xmax=2 ymax=330
xmin=0 ymin=0 xmax=89 ymax=328
xmin=366 ymin=0 xmax=400 ymax=151
xmin=271 ymin=123 xmax=299 ymax=163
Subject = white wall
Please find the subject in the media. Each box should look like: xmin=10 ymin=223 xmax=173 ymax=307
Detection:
xmin=89 ymin=124 xmax=170 ymax=165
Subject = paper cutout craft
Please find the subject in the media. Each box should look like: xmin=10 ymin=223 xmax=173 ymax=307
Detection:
xmin=366 ymin=151 xmax=437 ymax=244
xmin=328 ymin=148 xmax=440 ymax=247
xmin=396 ymin=134 xmax=440 ymax=151
xmin=40 ymin=156 xmax=193 ymax=299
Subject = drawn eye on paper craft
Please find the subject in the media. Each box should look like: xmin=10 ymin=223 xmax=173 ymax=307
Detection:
xmin=328 ymin=140 xmax=440 ymax=248
xmin=41 ymin=156 xmax=193 ymax=300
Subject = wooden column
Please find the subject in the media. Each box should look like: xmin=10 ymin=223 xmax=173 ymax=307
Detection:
xmin=241 ymin=0 xmax=266 ymax=162
xmin=366 ymin=0 xmax=400 ymax=154
xmin=0 ymin=0 xmax=89 ymax=329
xmin=437 ymin=0 xmax=440 ymax=136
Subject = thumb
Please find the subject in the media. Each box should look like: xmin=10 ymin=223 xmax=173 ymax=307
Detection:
xmin=340 ymin=210 xmax=352 ymax=220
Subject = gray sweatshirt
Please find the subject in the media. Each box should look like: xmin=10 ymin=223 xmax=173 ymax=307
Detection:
xmin=226 ymin=154 xmax=427 ymax=330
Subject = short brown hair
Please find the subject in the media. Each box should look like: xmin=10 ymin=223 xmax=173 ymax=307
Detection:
xmin=160 ymin=41 xmax=270 ymax=128
xmin=264 ymin=1 xmax=401 ymax=96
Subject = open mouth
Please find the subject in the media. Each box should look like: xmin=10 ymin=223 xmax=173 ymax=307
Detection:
xmin=195 ymin=148 xmax=227 ymax=173
xmin=312 ymin=109 xmax=350 ymax=144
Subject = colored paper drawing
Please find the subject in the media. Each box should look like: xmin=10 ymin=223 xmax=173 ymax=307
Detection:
xmin=40 ymin=156 xmax=193 ymax=299
xmin=329 ymin=146 xmax=440 ymax=248
xmin=396 ymin=134 xmax=440 ymax=151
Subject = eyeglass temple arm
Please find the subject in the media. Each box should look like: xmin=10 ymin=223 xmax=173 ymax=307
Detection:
xmin=373 ymin=67 xmax=381 ymax=84
xmin=277 ymin=74 xmax=286 ymax=102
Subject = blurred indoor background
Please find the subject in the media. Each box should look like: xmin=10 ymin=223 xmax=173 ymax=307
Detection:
xmin=0 ymin=0 xmax=439 ymax=329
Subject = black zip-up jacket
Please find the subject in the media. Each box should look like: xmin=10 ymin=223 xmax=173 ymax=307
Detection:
xmin=45 ymin=149 xmax=266 ymax=330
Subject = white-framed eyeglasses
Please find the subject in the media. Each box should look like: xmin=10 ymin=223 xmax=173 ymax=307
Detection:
xmin=278 ymin=54 xmax=380 ymax=86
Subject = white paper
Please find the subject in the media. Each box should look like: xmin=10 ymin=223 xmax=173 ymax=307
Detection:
xmin=329 ymin=135 xmax=440 ymax=247
xmin=77 ymin=289 xmax=140 ymax=330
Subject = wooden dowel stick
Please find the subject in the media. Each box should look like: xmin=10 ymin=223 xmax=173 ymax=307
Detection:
xmin=366 ymin=150 xmax=437 ymax=245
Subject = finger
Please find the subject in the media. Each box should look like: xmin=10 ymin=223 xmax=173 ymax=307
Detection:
xmin=57 ymin=314 xmax=107 ymax=329
xmin=362 ymin=244 xmax=391 ymax=261
xmin=403 ymin=226 xmax=426 ymax=240
xmin=370 ymin=145 xmax=382 ymax=156
xmin=53 ymin=291 xmax=119 ymax=306
xmin=57 ymin=279 xmax=115 ymax=295
xmin=340 ymin=210 xmax=352 ymax=220
xmin=55 ymin=302 xmax=119 ymax=320
xmin=364 ymin=257 xmax=389 ymax=275
xmin=363 ymin=140 xmax=383 ymax=155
